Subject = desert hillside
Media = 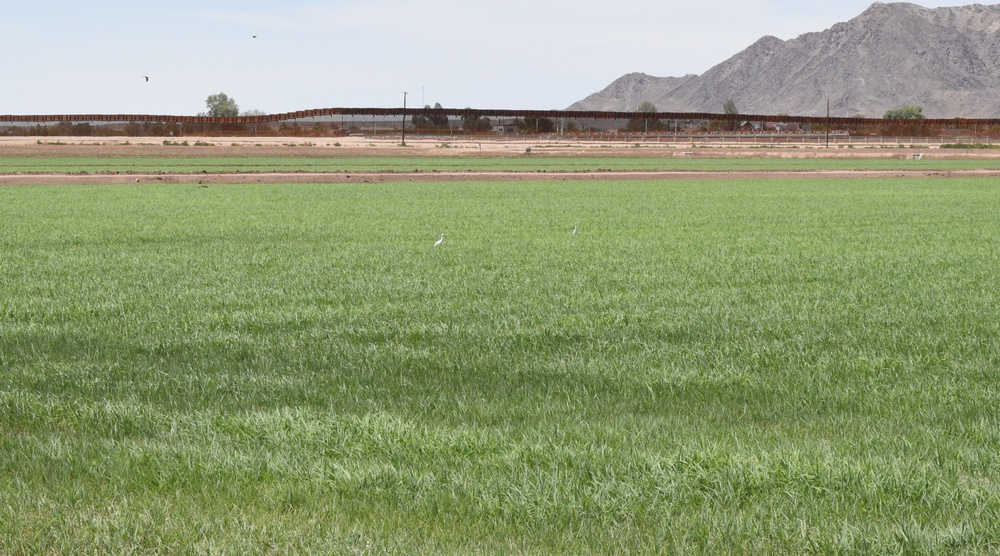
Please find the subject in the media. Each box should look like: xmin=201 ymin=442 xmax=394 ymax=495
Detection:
xmin=570 ymin=2 xmax=1000 ymax=118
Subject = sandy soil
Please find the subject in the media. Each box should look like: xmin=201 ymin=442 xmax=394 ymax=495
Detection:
xmin=2 ymin=135 xmax=999 ymax=185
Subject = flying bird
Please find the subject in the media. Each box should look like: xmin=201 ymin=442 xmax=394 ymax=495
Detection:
xmin=433 ymin=233 xmax=445 ymax=247
xmin=252 ymin=35 xmax=257 ymax=39
xmin=143 ymin=76 xmax=149 ymax=82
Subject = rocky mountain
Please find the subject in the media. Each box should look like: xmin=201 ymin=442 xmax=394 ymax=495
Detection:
xmin=569 ymin=2 xmax=1000 ymax=118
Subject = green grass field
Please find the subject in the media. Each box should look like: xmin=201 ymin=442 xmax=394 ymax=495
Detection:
xmin=3 ymin=155 xmax=1000 ymax=174
xmin=2 ymin=176 xmax=999 ymax=553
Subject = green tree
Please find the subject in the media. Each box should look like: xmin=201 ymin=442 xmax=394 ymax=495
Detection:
xmin=412 ymin=102 xmax=449 ymax=130
xmin=523 ymin=116 xmax=556 ymax=133
xmin=638 ymin=101 xmax=658 ymax=113
xmin=626 ymin=101 xmax=663 ymax=132
xmin=461 ymin=110 xmax=492 ymax=132
xmin=883 ymin=105 xmax=926 ymax=120
xmin=719 ymin=98 xmax=740 ymax=131
xmin=205 ymin=93 xmax=239 ymax=117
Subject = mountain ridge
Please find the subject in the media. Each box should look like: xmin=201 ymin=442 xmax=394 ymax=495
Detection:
xmin=569 ymin=2 xmax=1000 ymax=118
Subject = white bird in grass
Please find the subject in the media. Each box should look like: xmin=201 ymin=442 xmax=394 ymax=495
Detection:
xmin=572 ymin=223 xmax=578 ymax=235
xmin=433 ymin=233 xmax=445 ymax=247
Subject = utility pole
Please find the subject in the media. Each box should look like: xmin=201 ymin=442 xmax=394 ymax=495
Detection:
xmin=826 ymin=99 xmax=830 ymax=148
xmin=401 ymin=92 xmax=407 ymax=146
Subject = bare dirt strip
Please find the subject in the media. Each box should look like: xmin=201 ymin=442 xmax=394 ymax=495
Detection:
xmin=3 ymin=136 xmax=1000 ymax=185
xmin=4 ymin=170 xmax=1000 ymax=186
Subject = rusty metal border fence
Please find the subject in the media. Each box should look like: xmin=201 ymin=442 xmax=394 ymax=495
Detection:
xmin=2 ymin=107 xmax=999 ymax=134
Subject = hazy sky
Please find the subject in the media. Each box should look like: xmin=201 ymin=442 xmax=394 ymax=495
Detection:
xmin=0 ymin=1 xmax=980 ymax=115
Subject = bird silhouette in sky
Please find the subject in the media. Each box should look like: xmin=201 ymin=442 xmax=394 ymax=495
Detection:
xmin=143 ymin=76 xmax=149 ymax=82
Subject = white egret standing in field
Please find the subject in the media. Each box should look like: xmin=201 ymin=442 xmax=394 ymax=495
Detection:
xmin=434 ymin=233 xmax=445 ymax=247
xmin=573 ymin=223 xmax=578 ymax=235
